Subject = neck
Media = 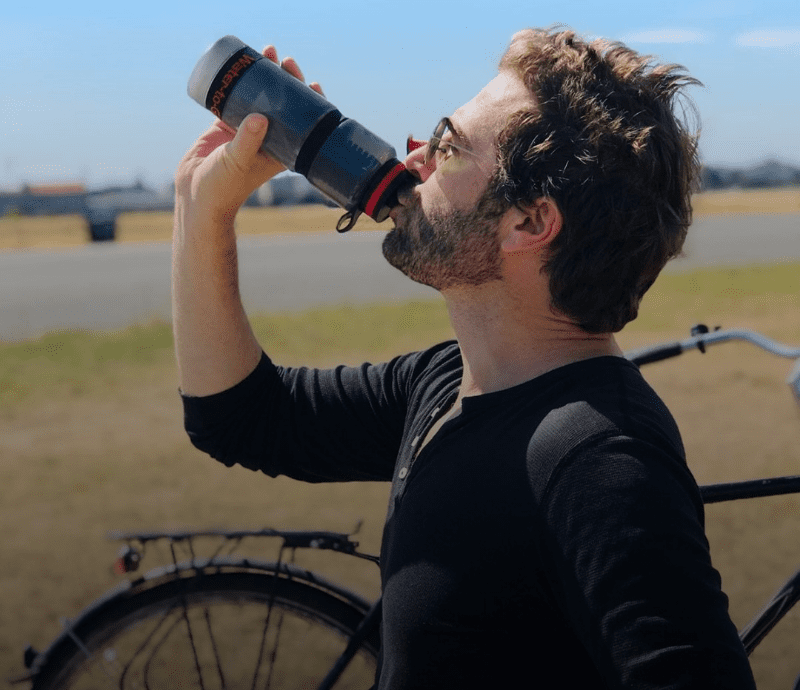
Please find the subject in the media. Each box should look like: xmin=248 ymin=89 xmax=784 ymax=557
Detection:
xmin=442 ymin=282 xmax=623 ymax=400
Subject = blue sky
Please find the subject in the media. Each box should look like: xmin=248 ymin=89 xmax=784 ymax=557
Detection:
xmin=2 ymin=0 xmax=798 ymax=190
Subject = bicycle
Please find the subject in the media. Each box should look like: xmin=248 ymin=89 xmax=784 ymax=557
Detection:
xmin=11 ymin=325 xmax=800 ymax=690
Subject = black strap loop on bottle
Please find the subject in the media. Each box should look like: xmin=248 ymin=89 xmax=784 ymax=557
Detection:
xmin=294 ymin=110 xmax=343 ymax=177
xmin=336 ymin=210 xmax=361 ymax=233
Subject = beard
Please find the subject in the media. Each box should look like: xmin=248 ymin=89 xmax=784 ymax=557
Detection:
xmin=381 ymin=188 xmax=506 ymax=291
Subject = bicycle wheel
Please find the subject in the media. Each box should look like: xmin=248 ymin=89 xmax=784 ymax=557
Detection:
xmin=31 ymin=569 xmax=379 ymax=690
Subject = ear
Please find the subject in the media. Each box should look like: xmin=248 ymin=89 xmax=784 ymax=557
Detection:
xmin=500 ymin=198 xmax=562 ymax=254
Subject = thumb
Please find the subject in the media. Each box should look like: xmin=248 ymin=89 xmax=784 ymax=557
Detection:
xmin=228 ymin=114 xmax=269 ymax=170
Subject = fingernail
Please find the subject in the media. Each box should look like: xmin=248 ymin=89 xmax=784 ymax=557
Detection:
xmin=247 ymin=116 xmax=265 ymax=133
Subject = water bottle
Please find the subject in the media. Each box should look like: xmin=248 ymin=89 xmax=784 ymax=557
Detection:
xmin=188 ymin=36 xmax=413 ymax=231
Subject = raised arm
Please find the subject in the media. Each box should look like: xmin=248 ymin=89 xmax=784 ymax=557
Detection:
xmin=172 ymin=47 xmax=321 ymax=396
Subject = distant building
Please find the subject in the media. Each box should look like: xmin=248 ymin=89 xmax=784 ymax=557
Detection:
xmin=0 ymin=191 xmax=22 ymax=217
xmin=85 ymin=182 xmax=172 ymax=214
xmin=701 ymin=160 xmax=800 ymax=191
xmin=84 ymin=182 xmax=173 ymax=241
xmin=0 ymin=180 xmax=176 ymax=240
xmin=257 ymin=173 xmax=337 ymax=207
xmin=701 ymin=167 xmax=746 ymax=191
xmin=743 ymin=160 xmax=800 ymax=188
xmin=17 ymin=183 xmax=87 ymax=216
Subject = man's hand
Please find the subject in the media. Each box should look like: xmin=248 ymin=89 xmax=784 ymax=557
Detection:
xmin=172 ymin=45 xmax=324 ymax=397
xmin=175 ymin=46 xmax=325 ymax=225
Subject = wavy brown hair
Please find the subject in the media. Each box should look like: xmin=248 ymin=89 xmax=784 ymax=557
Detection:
xmin=492 ymin=28 xmax=702 ymax=333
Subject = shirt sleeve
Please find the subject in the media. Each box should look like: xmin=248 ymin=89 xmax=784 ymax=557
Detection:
xmin=180 ymin=350 xmax=415 ymax=483
xmin=536 ymin=434 xmax=756 ymax=689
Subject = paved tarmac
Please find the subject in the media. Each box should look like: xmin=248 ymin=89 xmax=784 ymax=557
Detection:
xmin=671 ymin=213 xmax=799 ymax=272
xmin=1 ymin=213 xmax=797 ymax=341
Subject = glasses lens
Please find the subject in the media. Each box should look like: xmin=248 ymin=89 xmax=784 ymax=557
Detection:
xmin=426 ymin=118 xmax=448 ymax=165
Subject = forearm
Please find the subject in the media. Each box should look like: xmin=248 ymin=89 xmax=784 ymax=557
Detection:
xmin=171 ymin=199 xmax=261 ymax=397
xmin=171 ymin=48 xmax=321 ymax=397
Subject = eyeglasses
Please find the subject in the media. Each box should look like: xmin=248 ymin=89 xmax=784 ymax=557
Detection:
xmin=407 ymin=117 xmax=492 ymax=175
xmin=426 ymin=117 xmax=478 ymax=165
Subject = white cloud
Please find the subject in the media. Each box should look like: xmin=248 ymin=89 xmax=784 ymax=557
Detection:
xmin=621 ymin=29 xmax=710 ymax=45
xmin=736 ymin=29 xmax=800 ymax=48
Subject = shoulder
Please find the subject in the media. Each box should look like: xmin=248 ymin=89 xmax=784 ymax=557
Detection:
xmin=370 ymin=339 xmax=461 ymax=401
xmin=327 ymin=339 xmax=460 ymax=382
xmin=266 ymin=340 xmax=460 ymax=396
xmin=397 ymin=339 xmax=461 ymax=374
xmin=524 ymin=356 xmax=691 ymax=503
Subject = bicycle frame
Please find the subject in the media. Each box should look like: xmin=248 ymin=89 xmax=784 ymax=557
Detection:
xmin=626 ymin=325 xmax=800 ymax=658
xmin=697 ymin=477 xmax=800 ymax=656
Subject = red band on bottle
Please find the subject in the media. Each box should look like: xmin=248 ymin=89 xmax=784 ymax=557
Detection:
xmin=364 ymin=163 xmax=407 ymax=218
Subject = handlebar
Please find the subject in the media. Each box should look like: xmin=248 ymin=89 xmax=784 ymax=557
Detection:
xmin=624 ymin=325 xmax=800 ymax=406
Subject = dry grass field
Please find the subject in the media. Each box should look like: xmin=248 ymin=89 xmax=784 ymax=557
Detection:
xmin=692 ymin=186 xmax=800 ymax=217
xmin=1 ymin=186 xmax=798 ymax=250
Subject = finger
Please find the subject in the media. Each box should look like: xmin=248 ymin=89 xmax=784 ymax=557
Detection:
xmin=281 ymin=56 xmax=305 ymax=82
xmin=186 ymin=120 xmax=237 ymax=160
xmin=228 ymin=113 xmax=269 ymax=170
xmin=262 ymin=45 xmax=279 ymax=63
xmin=309 ymin=81 xmax=325 ymax=96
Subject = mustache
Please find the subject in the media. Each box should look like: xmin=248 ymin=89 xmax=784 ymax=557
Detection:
xmin=394 ymin=179 xmax=420 ymax=209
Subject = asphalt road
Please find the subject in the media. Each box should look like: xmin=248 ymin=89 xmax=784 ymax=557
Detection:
xmin=1 ymin=213 xmax=797 ymax=341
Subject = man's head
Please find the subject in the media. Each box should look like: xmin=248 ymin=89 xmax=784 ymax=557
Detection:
xmin=491 ymin=28 xmax=702 ymax=332
xmin=386 ymin=27 xmax=701 ymax=333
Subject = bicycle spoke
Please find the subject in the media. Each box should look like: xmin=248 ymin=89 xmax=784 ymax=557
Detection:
xmin=118 ymin=599 xmax=181 ymax=689
xmin=141 ymin=611 xmax=188 ymax=689
xmin=180 ymin=601 xmax=207 ymax=690
xmin=250 ymin=594 xmax=275 ymax=690
xmin=202 ymin=605 xmax=228 ymax=689
xmin=263 ymin=605 xmax=287 ymax=690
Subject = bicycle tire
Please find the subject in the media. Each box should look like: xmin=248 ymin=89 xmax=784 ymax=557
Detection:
xmin=30 ymin=569 xmax=379 ymax=690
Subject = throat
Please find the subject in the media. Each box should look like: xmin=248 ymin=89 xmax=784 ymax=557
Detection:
xmin=455 ymin=331 xmax=623 ymax=397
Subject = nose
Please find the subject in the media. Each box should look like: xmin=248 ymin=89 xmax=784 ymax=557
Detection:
xmin=403 ymin=136 xmax=436 ymax=182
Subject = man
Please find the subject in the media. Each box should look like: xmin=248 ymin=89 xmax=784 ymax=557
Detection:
xmin=173 ymin=28 xmax=756 ymax=688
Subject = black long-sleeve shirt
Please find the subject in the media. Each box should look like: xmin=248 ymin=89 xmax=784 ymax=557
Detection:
xmin=182 ymin=341 xmax=756 ymax=689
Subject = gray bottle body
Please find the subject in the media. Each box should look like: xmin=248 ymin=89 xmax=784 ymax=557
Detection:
xmin=188 ymin=36 xmax=410 ymax=226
